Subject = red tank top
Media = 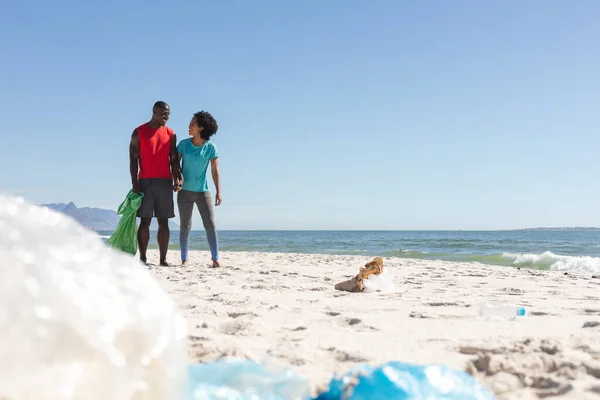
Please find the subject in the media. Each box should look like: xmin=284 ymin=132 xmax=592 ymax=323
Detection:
xmin=137 ymin=123 xmax=174 ymax=179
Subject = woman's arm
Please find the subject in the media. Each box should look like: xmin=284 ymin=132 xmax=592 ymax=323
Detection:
xmin=211 ymin=157 xmax=221 ymax=206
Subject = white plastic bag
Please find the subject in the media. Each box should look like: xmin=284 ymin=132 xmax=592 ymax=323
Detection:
xmin=0 ymin=195 xmax=188 ymax=400
xmin=362 ymin=268 xmax=398 ymax=293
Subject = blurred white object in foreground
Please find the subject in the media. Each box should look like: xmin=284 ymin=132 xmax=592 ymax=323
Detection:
xmin=0 ymin=195 xmax=188 ymax=400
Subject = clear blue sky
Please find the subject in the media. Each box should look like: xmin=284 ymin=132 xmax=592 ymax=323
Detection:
xmin=2 ymin=1 xmax=600 ymax=230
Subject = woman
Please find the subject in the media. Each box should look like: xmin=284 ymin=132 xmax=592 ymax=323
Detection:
xmin=174 ymin=110 xmax=221 ymax=267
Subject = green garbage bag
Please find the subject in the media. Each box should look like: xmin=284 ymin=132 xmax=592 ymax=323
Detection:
xmin=107 ymin=190 xmax=144 ymax=255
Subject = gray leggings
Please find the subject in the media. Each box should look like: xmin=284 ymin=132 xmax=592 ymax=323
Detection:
xmin=177 ymin=190 xmax=219 ymax=261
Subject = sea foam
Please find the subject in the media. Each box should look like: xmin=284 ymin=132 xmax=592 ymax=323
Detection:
xmin=503 ymin=251 xmax=600 ymax=273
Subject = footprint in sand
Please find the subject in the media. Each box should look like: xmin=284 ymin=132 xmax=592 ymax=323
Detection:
xmin=207 ymin=293 xmax=225 ymax=302
xmin=219 ymin=320 xmax=249 ymax=335
xmin=325 ymin=347 xmax=369 ymax=363
xmin=251 ymin=284 xmax=267 ymax=289
xmin=286 ymin=326 xmax=307 ymax=332
xmin=227 ymin=312 xmax=257 ymax=319
xmin=588 ymin=386 xmax=600 ymax=395
xmin=499 ymin=288 xmax=525 ymax=295
xmin=189 ymin=335 xmax=210 ymax=342
xmin=426 ymin=301 xmax=463 ymax=307
xmin=341 ymin=317 xmax=378 ymax=331
xmin=582 ymin=321 xmax=600 ymax=328
xmin=463 ymin=338 xmax=598 ymax=398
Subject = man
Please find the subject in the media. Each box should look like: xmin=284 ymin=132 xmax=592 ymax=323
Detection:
xmin=129 ymin=101 xmax=182 ymax=266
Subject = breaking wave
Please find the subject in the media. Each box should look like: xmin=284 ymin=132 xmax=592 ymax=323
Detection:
xmin=383 ymin=249 xmax=600 ymax=273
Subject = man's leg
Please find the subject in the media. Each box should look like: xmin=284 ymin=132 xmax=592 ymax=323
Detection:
xmin=196 ymin=191 xmax=219 ymax=266
xmin=136 ymin=179 xmax=154 ymax=265
xmin=177 ymin=190 xmax=195 ymax=264
xmin=157 ymin=218 xmax=170 ymax=266
xmin=154 ymin=178 xmax=176 ymax=266
xmin=137 ymin=218 xmax=151 ymax=264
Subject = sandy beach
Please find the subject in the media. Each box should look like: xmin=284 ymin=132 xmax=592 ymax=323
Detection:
xmin=145 ymin=250 xmax=600 ymax=399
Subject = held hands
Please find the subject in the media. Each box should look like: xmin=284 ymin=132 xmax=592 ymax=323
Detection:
xmin=173 ymin=168 xmax=184 ymax=192
xmin=215 ymin=192 xmax=222 ymax=206
xmin=173 ymin=178 xmax=183 ymax=192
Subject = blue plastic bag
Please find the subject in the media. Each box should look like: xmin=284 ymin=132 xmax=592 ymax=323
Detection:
xmin=315 ymin=361 xmax=495 ymax=400
xmin=187 ymin=360 xmax=311 ymax=400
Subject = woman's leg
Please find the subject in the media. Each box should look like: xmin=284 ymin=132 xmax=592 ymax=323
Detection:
xmin=177 ymin=190 xmax=195 ymax=263
xmin=196 ymin=191 xmax=219 ymax=264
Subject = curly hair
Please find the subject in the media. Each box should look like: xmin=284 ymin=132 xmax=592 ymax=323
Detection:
xmin=193 ymin=111 xmax=219 ymax=140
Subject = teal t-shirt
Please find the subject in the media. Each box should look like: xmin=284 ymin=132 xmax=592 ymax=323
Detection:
xmin=177 ymin=139 xmax=219 ymax=192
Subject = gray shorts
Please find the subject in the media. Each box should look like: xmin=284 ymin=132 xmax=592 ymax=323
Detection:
xmin=137 ymin=178 xmax=175 ymax=219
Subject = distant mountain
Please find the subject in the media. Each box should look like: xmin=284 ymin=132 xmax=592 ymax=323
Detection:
xmin=41 ymin=202 xmax=179 ymax=231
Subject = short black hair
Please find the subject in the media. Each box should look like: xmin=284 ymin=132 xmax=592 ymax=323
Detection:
xmin=193 ymin=111 xmax=218 ymax=140
xmin=153 ymin=101 xmax=169 ymax=109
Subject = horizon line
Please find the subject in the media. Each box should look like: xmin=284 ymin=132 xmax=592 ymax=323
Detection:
xmin=95 ymin=227 xmax=600 ymax=232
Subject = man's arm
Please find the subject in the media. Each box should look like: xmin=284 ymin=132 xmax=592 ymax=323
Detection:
xmin=129 ymin=130 xmax=141 ymax=194
xmin=170 ymin=133 xmax=183 ymax=186
xmin=211 ymin=157 xmax=221 ymax=206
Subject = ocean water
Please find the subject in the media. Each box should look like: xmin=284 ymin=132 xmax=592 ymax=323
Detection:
xmin=97 ymin=230 xmax=600 ymax=274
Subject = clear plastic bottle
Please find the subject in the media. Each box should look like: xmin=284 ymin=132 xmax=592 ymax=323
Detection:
xmin=478 ymin=302 xmax=526 ymax=320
